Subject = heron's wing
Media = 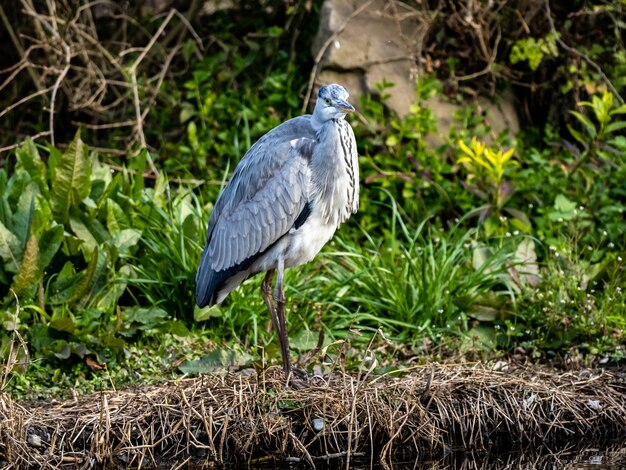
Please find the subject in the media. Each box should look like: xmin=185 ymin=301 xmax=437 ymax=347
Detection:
xmin=206 ymin=129 xmax=315 ymax=272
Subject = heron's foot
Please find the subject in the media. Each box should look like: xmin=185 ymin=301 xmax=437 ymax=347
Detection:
xmin=285 ymin=366 xmax=310 ymax=389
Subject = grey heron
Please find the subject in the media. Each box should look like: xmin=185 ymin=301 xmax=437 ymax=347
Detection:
xmin=196 ymin=84 xmax=359 ymax=374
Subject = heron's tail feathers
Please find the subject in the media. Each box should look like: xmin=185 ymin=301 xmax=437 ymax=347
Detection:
xmin=196 ymin=246 xmax=253 ymax=308
xmin=195 ymin=246 xmax=219 ymax=307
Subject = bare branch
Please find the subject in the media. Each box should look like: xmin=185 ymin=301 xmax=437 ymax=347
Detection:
xmin=545 ymin=0 xmax=624 ymax=105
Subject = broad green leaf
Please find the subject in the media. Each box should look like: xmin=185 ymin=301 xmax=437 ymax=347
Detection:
xmin=106 ymin=199 xmax=129 ymax=235
xmin=509 ymin=216 xmax=532 ymax=233
xmin=50 ymin=340 xmax=72 ymax=360
xmin=95 ymin=265 xmax=132 ymax=310
xmin=178 ymin=349 xmax=253 ymax=375
xmin=71 ymin=246 xmax=99 ymax=305
xmin=50 ymin=316 xmax=75 ymax=335
xmin=461 ymin=325 xmax=498 ymax=351
xmin=69 ymin=215 xmax=98 ymax=255
xmin=167 ymin=320 xmax=190 ymax=336
xmin=121 ymin=307 xmax=169 ymax=336
xmin=554 ymin=194 xmax=577 ymax=213
xmin=465 ymin=292 xmax=511 ymax=322
xmin=0 ymin=173 xmax=11 ymax=225
xmin=92 ymin=280 xmax=128 ymax=310
xmin=48 ymin=262 xmax=81 ymax=305
xmin=385 ymin=135 xmax=399 ymax=147
xmin=111 ymin=228 xmax=141 ymax=257
xmin=582 ymin=260 xmax=609 ymax=289
xmin=38 ymin=225 xmax=64 ymax=269
xmin=12 ymin=184 xmax=37 ymax=254
xmin=50 ymin=131 xmax=91 ymax=223
xmin=15 ymin=139 xmax=47 ymax=195
xmin=11 ymin=233 xmax=40 ymax=298
xmin=503 ymin=207 xmax=532 ymax=232
xmin=194 ymin=304 xmax=223 ymax=321
xmin=0 ymin=221 xmax=21 ymax=272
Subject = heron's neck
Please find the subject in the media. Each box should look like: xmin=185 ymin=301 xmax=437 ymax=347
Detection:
xmin=309 ymin=118 xmax=357 ymax=225
xmin=310 ymin=114 xmax=344 ymax=134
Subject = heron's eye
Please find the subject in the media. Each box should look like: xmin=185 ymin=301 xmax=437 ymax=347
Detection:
xmin=324 ymin=98 xmax=331 ymax=105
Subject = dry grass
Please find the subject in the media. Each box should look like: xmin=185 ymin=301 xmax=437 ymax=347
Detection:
xmin=1 ymin=364 xmax=625 ymax=468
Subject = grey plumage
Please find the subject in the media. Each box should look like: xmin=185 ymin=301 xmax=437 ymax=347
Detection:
xmin=196 ymin=84 xmax=359 ymax=374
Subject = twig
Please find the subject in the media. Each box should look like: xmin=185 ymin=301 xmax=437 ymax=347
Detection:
xmin=1 ymin=290 xmax=29 ymax=391
xmin=128 ymin=8 xmax=177 ymax=176
xmin=289 ymin=432 xmax=315 ymax=467
xmin=49 ymin=41 xmax=71 ymax=147
xmin=314 ymin=451 xmax=365 ymax=461
xmin=0 ymin=4 xmax=44 ymax=93
xmin=456 ymin=26 xmax=501 ymax=81
xmin=0 ymin=86 xmax=54 ymax=120
xmin=545 ymin=0 xmax=624 ymax=105
xmin=302 ymin=0 xmax=376 ymax=113
xmin=0 ymin=131 xmax=51 ymax=154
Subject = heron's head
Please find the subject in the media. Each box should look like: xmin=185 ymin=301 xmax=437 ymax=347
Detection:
xmin=313 ymin=84 xmax=355 ymax=122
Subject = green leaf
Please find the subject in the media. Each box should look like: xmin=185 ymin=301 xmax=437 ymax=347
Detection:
xmin=95 ymin=265 xmax=132 ymax=310
xmin=11 ymin=233 xmax=40 ymax=298
xmin=110 ymin=228 xmax=141 ymax=257
xmin=0 ymin=221 xmax=21 ymax=272
xmin=50 ymin=131 xmax=91 ymax=223
xmin=569 ymin=111 xmax=596 ymax=139
xmin=503 ymin=207 xmax=532 ymax=232
xmin=465 ymin=292 xmax=510 ymax=322
xmin=472 ymin=243 xmax=493 ymax=271
xmin=12 ymin=184 xmax=37 ymax=254
xmin=178 ymin=349 xmax=253 ymax=375
xmin=50 ymin=317 xmax=75 ymax=336
xmin=461 ymin=325 xmax=498 ymax=351
xmin=122 ymin=307 xmax=169 ymax=335
xmin=106 ymin=199 xmax=129 ymax=235
xmin=48 ymin=263 xmax=81 ymax=305
xmin=69 ymin=214 xmax=98 ymax=255
xmin=194 ymin=304 xmax=223 ymax=321
xmin=70 ymin=246 xmax=99 ymax=304
xmin=604 ymin=120 xmax=626 ymax=135
xmin=554 ymin=194 xmax=577 ymax=213
xmin=38 ymin=225 xmax=64 ymax=269
xmin=51 ymin=340 xmax=72 ymax=360
xmin=609 ymin=104 xmax=626 ymax=115
xmin=15 ymin=139 xmax=47 ymax=195
xmin=385 ymin=135 xmax=399 ymax=147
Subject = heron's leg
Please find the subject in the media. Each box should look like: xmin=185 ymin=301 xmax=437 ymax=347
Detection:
xmin=274 ymin=259 xmax=292 ymax=374
xmin=262 ymin=269 xmax=282 ymax=340
xmin=261 ymin=269 xmax=276 ymax=318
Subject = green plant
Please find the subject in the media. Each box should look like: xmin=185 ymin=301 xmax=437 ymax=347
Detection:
xmin=509 ymin=32 xmax=559 ymax=71
xmin=0 ymin=134 xmax=207 ymax=365
xmin=301 ymin=193 xmax=517 ymax=345
xmin=568 ymin=90 xmax=626 ymax=172
xmin=456 ymin=137 xmax=530 ymax=235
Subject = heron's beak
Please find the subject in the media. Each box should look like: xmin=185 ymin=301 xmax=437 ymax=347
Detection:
xmin=336 ymin=99 xmax=355 ymax=113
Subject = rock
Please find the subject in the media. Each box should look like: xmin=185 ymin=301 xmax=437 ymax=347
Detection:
xmin=312 ymin=417 xmax=324 ymax=431
xmin=477 ymin=91 xmax=520 ymax=138
xmin=312 ymin=0 xmax=520 ymax=144
xmin=312 ymin=0 xmax=421 ymax=115
xmin=27 ymin=434 xmax=42 ymax=448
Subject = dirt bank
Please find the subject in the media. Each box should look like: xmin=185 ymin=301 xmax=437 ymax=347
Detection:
xmin=1 ymin=364 xmax=625 ymax=468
